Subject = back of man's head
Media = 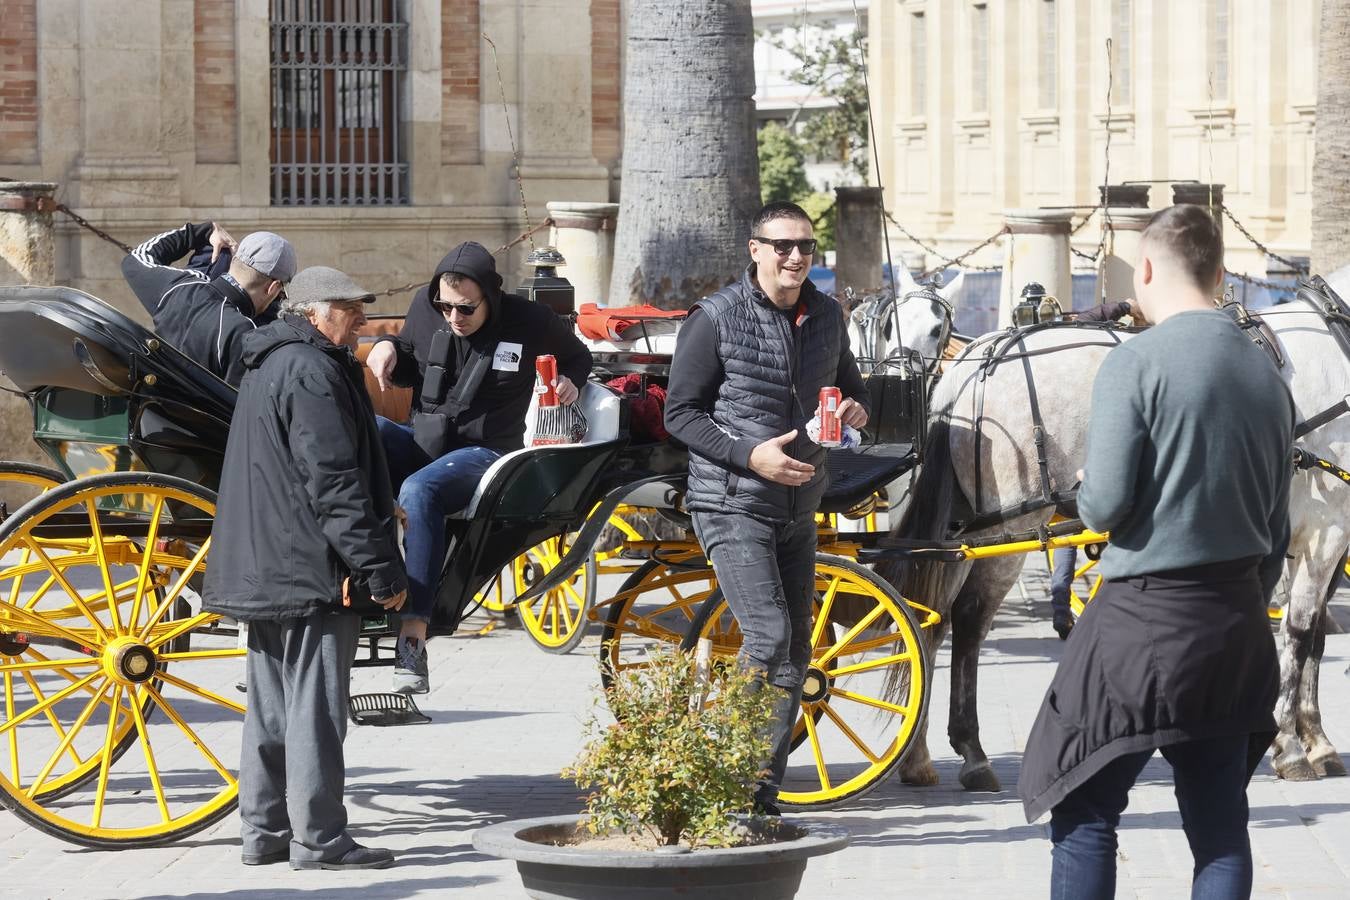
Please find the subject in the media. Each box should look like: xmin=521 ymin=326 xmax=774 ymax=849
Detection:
xmin=752 ymin=201 xmax=812 ymax=235
xmin=1139 ymin=204 xmax=1224 ymax=292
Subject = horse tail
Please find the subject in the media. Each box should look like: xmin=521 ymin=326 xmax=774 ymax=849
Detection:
xmin=875 ymin=415 xmax=959 ymax=706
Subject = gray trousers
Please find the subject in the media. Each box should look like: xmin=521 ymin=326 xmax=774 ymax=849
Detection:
xmin=240 ymin=611 xmax=360 ymax=862
xmin=692 ymin=510 xmax=817 ymax=801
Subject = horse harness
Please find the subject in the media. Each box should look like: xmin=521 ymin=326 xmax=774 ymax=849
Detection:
xmin=957 ymin=320 xmax=1128 ymax=534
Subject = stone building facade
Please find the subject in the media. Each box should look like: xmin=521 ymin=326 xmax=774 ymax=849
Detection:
xmin=870 ymin=0 xmax=1318 ymax=277
xmin=0 ymin=0 xmax=622 ymax=317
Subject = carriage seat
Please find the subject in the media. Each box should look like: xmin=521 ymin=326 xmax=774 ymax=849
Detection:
xmin=451 ymin=380 xmax=624 ymax=520
xmin=817 ymin=442 xmax=916 ymax=515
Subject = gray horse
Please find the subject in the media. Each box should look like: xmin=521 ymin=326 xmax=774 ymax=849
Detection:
xmin=877 ymin=282 xmax=1350 ymax=790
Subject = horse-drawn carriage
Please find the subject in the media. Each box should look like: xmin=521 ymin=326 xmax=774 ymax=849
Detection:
xmin=0 ymin=283 xmax=1122 ymax=849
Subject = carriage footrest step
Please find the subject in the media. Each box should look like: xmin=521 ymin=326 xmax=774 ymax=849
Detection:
xmin=348 ymin=692 xmax=431 ymax=727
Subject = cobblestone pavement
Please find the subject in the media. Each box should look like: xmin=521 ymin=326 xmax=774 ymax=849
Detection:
xmin=2 ymin=564 xmax=1349 ymax=899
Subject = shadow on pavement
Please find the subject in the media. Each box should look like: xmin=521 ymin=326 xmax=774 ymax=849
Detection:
xmin=132 ymin=874 xmax=499 ymax=899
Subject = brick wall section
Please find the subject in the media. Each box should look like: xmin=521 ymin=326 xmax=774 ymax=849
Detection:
xmin=0 ymin=0 xmax=39 ymax=165
xmin=591 ymin=0 xmax=621 ymax=169
xmin=194 ymin=0 xmax=238 ymax=163
xmin=442 ymin=0 xmax=481 ymax=164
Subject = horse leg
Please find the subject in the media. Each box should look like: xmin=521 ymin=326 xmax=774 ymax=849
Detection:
xmin=898 ymin=617 xmax=948 ymax=787
xmin=1298 ymin=596 xmax=1346 ymax=777
xmin=947 ymin=557 xmax=1018 ymax=792
xmin=1272 ymin=567 xmax=1320 ymax=780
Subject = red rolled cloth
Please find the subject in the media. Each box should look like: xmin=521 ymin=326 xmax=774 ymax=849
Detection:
xmin=577 ymin=303 xmax=686 ymax=341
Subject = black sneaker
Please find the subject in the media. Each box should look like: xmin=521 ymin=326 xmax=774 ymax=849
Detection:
xmin=392 ymin=635 xmax=428 ymax=694
xmin=290 ymin=844 xmax=395 ymax=871
xmin=1052 ymin=611 xmax=1074 ymax=641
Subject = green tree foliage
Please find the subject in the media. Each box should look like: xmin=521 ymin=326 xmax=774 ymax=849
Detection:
xmin=800 ymin=192 xmax=836 ymax=252
xmin=774 ymin=26 xmax=870 ymax=182
xmin=565 ymin=648 xmax=776 ymax=848
xmin=757 ymin=121 xmax=811 ymax=205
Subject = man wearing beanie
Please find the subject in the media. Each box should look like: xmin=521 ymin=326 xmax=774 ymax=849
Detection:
xmin=365 ymin=241 xmax=593 ymax=693
xmin=122 ymin=222 xmax=298 ymax=386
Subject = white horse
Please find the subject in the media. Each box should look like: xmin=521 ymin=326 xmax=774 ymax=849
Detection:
xmin=876 ymin=278 xmax=1350 ymax=789
xmin=845 ymin=268 xmax=964 ymax=375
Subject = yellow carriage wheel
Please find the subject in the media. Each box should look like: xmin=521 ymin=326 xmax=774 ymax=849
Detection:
xmin=599 ymin=554 xmax=931 ymax=809
xmin=0 ymin=473 xmax=243 ymax=848
xmin=513 ymin=533 xmax=597 ymax=654
xmin=469 ymin=569 xmax=513 ymax=618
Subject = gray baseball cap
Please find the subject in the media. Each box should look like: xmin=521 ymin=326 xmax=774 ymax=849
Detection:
xmin=236 ymin=231 xmax=298 ymax=283
xmin=288 ymin=266 xmax=376 ymax=306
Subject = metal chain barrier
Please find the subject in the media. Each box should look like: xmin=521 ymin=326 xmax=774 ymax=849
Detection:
xmin=1220 ymin=204 xmax=1309 ymax=274
xmin=882 ymin=210 xmax=1007 ymax=277
xmin=55 ymin=204 xmax=132 ymax=254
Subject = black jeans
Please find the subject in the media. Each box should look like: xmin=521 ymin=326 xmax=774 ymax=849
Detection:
xmin=692 ymin=509 xmax=817 ymax=800
xmin=1050 ymin=734 xmax=1254 ymax=899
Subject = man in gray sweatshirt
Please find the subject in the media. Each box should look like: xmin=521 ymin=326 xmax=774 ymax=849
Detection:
xmin=1018 ymin=205 xmax=1293 ymax=900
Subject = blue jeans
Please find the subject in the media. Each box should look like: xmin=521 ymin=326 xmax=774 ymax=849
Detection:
xmin=378 ymin=418 xmax=502 ymax=623
xmin=692 ymin=510 xmax=817 ymax=801
xmin=1050 ymin=734 xmax=1254 ymax=900
xmin=1050 ymin=546 xmax=1078 ymax=619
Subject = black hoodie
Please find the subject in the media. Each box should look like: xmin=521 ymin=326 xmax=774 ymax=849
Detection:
xmin=204 ymin=316 xmax=407 ymax=621
xmin=378 ymin=241 xmax=593 ymax=456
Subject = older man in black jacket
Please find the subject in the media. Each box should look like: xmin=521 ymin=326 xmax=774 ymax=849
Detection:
xmin=364 ymin=241 xmax=592 ymax=693
xmin=204 ymin=266 xmax=407 ymax=871
xmin=664 ymin=201 xmax=869 ymax=814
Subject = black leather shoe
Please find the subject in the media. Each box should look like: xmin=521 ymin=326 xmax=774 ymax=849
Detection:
xmin=752 ymin=798 xmax=782 ymax=817
xmin=290 ymin=844 xmax=395 ymax=871
xmin=1052 ymin=612 xmax=1074 ymax=641
xmin=241 ymin=847 xmax=288 ymax=866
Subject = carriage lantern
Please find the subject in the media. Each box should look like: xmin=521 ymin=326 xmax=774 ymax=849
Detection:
xmin=518 ymin=246 xmax=575 ymax=316
xmin=1013 ymin=281 xmax=1048 ymax=327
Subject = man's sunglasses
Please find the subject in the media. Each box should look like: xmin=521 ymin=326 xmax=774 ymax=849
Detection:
xmin=752 ymin=237 xmax=818 ymax=257
xmin=434 ymin=300 xmax=483 ymax=317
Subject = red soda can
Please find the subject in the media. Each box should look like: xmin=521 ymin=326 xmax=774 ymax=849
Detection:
xmin=535 ymin=354 xmax=559 ymax=407
xmin=818 ymin=386 xmax=842 ymax=447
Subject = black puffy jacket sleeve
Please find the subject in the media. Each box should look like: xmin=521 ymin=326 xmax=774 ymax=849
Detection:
xmin=283 ymin=370 xmax=407 ymax=599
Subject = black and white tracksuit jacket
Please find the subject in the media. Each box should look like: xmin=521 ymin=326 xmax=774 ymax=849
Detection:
xmin=121 ymin=222 xmax=272 ymax=387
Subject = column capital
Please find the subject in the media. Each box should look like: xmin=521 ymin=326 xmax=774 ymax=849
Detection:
xmin=546 ymin=201 xmax=619 ymax=231
xmin=1003 ymin=209 xmax=1073 ymax=235
xmin=1101 ymin=208 xmax=1156 ymax=232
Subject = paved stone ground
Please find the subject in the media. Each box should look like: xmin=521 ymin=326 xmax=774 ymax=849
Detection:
xmin=3 ymin=564 xmax=1349 ymax=899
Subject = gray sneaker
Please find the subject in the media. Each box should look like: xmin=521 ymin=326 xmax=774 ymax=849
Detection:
xmin=392 ymin=635 xmax=429 ymax=694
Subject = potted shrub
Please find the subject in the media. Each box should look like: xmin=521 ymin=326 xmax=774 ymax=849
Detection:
xmin=473 ymin=647 xmax=849 ymax=899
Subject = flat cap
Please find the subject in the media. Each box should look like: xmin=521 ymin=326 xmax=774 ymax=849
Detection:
xmin=236 ymin=231 xmax=298 ymax=283
xmin=288 ymin=266 xmax=376 ymax=305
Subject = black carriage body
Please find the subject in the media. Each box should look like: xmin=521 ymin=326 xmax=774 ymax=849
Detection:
xmin=0 ymin=286 xmax=234 ymax=489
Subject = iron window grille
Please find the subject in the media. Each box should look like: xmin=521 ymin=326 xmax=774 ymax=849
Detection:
xmin=270 ymin=0 xmax=409 ymax=206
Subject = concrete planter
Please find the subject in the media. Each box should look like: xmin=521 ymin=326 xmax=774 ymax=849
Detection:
xmin=473 ymin=814 xmax=849 ymax=900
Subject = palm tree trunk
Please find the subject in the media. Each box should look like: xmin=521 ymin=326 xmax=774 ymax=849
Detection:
xmin=1313 ymin=0 xmax=1350 ymax=273
xmin=607 ymin=1 xmax=760 ymax=310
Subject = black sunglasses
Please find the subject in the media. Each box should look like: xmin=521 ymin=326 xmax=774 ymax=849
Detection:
xmin=434 ymin=299 xmax=483 ymax=317
xmin=752 ymin=236 xmax=817 ymax=257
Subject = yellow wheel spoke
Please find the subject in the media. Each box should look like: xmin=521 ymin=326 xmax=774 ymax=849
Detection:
xmin=156 ymin=669 xmax=246 ymax=716
xmin=84 ymin=500 xmax=124 ymax=634
xmin=142 ymin=682 xmax=239 ymax=783
xmin=159 ymin=647 xmax=246 ymax=664
xmin=127 ymin=684 xmax=171 ymax=824
xmin=814 ymin=603 xmax=886 ymax=667
xmin=18 ymin=667 xmax=96 ymax=773
xmin=830 ymin=629 xmax=911 ymax=658
xmin=129 ymin=495 xmax=167 ymax=630
xmin=17 ymin=570 xmax=59 ymax=613
xmin=0 ymin=654 xmax=101 ymax=675
xmin=18 ymin=537 xmax=109 ymax=642
xmin=3 ymin=670 xmax=17 ymax=784
xmin=802 ymin=707 xmax=832 ymax=792
xmin=91 ymin=683 xmax=124 ymax=828
xmin=26 ymin=679 xmax=111 ymax=799
xmin=137 ymin=538 xmax=210 ymax=639
xmin=810 ymin=577 xmax=841 ymax=647
xmin=827 ymin=651 xmax=915 ymax=679
xmin=818 ymin=700 xmax=881 ymax=764
xmin=829 ymin=685 xmax=913 ymax=716
xmin=0 ymin=671 xmax=101 ymax=738
xmin=558 ymin=591 xmax=577 ymax=632
xmin=146 ymin=610 xmax=216 ymax=651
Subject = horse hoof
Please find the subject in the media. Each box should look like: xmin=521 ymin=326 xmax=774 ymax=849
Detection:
xmin=1274 ymin=756 xmax=1319 ymax=781
xmin=900 ymin=763 xmax=940 ymax=787
xmin=959 ymin=762 xmax=1002 ymax=793
xmin=1311 ymin=752 xmax=1348 ymax=778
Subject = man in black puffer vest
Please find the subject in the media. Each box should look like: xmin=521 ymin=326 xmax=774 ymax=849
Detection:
xmin=665 ymin=201 xmax=869 ymax=813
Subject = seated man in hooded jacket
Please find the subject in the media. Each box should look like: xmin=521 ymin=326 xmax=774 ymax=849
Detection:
xmin=365 ymin=241 xmax=593 ymax=693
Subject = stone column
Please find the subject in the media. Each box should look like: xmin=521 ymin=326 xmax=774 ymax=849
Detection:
xmin=835 ymin=186 xmax=884 ymax=297
xmin=998 ymin=209 xmax=1073 ymax=327
xmin=0 ymin=182 xmax=58 ymax=285
xmin=1096 ymin=208 xmax=1155 ymax=306
xmin=547 ymin=201 xmax=619 ymax=305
